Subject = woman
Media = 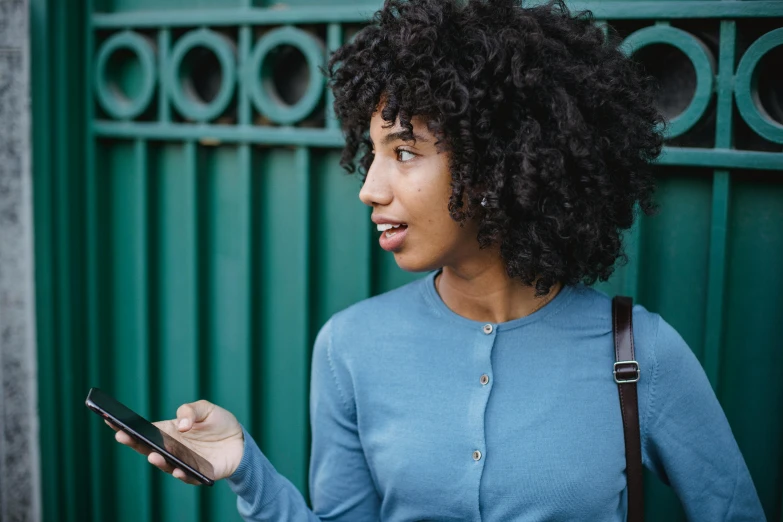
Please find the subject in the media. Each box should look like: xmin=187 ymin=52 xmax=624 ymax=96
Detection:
xmin=110 ymin=0 xmax=765 ymax=520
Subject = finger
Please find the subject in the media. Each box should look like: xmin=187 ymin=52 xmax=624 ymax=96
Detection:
xmin=114 ymin=430 xmax=152 ymax=456
xmin=176 ymin=400 xmax=213 ymax=432
xmin=153 ymin=419 xmax=181 ymax=437
xmin=172 ymin=467 xmax=202 ymax=486
xmin=105 ymin=419 xmax=120 ymax=432
xmin=147 ymin=452 xmax=175 ymax=474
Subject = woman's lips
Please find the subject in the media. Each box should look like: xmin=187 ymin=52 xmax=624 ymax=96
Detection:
xmin=378 ymin=225 xmax=408 ymax=252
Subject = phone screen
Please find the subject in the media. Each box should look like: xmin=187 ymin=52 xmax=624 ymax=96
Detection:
xmin=86 ymin=387 xmax=215 ymax=485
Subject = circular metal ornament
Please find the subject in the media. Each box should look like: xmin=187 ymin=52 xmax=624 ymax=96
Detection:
xmin=95 ymin=31 xmax=156 ymax=120
xmin=246 ymin=26 xmax=326 ymax=125
xmin=622 ymin=26 xmax=716 ymax=139
xmin=166 ymin=29 xmax=237 ymax=122
xmin=735 ymin=28 xmax=783 ymax=144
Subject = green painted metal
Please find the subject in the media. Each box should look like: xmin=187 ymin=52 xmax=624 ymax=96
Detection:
xmin=621 ymin=25 xmax=715 ymax=138
xmin=157 ymin=29 xmax=172 ymax=122
xmin=90 ymin=2 xmax=783 ymax=27
xmin=246 ymin=27 xmax=326 ymax=124
xmin=94 ymin=31 xmax=157 ymax=119
xmin=166 ymin=29 xmax=237 ymax=122
xmin=239 ymin=26 xmax=252 ymax=126
xmin=94 ymin=121 xmax=346 ymax=146
xmin=31 ymin=1 xmax=783 ymax=521
xmin=702 ymin=20 xmax=737 ymax=392
xmin=657 ymin=147 xmax=783 ymax=171
xmin=153 ymin=140 xmax=202 ymax=521
xmin=720 ymin=176 xmax=783 ymax=521
xmin=735 ymin=28 xmax=783 ymax=144
xmin=255 ymin=146 xmax=313 ymax=503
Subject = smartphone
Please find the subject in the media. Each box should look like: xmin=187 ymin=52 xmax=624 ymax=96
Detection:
xmin=85 ymin=387 xmax=215 ymax=486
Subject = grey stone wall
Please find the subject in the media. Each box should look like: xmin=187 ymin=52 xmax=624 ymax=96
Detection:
xmin=0 ymin=0 xmax=41 ymax=520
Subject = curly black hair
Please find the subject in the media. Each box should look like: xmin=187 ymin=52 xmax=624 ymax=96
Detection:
xmin=327 ymin=0 xmax=664 ymax=295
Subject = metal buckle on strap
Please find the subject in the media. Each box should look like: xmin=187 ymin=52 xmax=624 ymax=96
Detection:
xmin=613 ymin=361 xmax=640 ymax=384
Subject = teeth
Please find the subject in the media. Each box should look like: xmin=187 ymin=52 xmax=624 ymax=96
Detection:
xmin=385 ymin=231 xmax=397 ymax=238
xmin=376 ymin=223 xmax=406 ymax=231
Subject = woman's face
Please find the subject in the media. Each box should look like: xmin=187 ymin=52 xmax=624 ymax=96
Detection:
xmin=359 ymin=109 xmax=481 ymax=273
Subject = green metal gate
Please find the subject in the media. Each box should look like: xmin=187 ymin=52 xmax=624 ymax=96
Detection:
xmin=30 ymin=0 xmax=783 ymax=521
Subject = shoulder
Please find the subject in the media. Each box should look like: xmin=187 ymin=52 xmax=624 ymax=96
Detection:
xmin=558 ymin=285 xmax=683 ymax=376
xmin=314 ymin=274 xmax=434 ymax=361
xmin=560 ymin=285 xmax=663 ymax=342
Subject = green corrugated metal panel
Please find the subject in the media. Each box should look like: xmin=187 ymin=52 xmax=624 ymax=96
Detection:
xmin=30 ymin=1 xmax=783 ymax=521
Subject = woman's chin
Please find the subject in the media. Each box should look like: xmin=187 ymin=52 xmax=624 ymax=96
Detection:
xmin=392 ymin=252 xmax=440 ymax=274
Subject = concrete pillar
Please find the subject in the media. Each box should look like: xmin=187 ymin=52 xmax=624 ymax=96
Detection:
xmin=0 ymin=0 xmax=42 ymax=520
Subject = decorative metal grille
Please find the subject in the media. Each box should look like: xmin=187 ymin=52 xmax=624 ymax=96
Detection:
xmin=91 ymin=3 xmax=783 ymax=168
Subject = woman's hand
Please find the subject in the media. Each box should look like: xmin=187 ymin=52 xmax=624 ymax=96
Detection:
xmin=106 ymin=400 xmax=245 ymax=485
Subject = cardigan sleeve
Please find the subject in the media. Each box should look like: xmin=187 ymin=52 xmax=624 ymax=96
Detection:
xmin=642 ymin=316 xmax=766 ymax=521
xmin=225 ymin=319 xmax=381 ymax=521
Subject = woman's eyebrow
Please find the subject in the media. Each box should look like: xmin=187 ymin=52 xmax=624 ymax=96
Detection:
xmin=378 ymin=130 xmax=430 ymax=146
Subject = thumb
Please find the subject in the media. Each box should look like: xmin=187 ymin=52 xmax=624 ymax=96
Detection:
xmin=175 ymin=400 xmax=213 ymax=432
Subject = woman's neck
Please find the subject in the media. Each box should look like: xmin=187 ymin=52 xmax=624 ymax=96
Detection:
xmin=435 ymin=261 xmax=561 ymax=324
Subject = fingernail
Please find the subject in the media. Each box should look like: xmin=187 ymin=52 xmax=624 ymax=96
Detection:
xmin=179 ymin=419 xmax=189 ymax=430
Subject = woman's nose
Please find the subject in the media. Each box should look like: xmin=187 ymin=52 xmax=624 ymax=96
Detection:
xmin=359 ymin=159 xmax=393 ymax=207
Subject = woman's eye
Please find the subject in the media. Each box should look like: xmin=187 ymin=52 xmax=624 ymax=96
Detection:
xmin=397 ymin=149 xmax=416 ymax=162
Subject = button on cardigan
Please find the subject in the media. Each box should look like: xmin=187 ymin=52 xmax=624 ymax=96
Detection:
xmin=226 ymin=271 xmax=764 ymax=521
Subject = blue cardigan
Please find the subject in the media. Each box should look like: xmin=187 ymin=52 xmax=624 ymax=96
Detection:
xmin=226 ymin=272 xmax=764 ymax=521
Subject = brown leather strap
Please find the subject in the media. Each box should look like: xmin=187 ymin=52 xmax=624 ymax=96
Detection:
xmin=612 ymin=296 xmax=644 ymax=522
